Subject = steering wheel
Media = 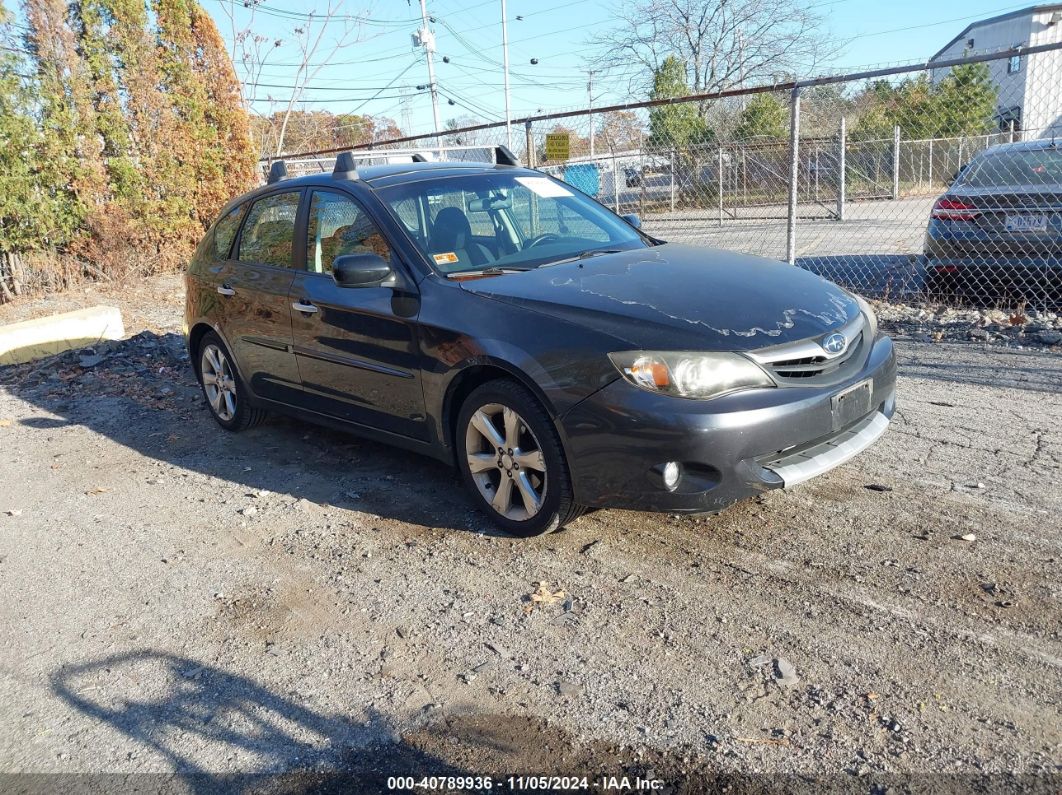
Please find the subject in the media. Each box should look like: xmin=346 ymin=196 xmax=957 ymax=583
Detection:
xmin=525 ymin=233 xmax=562 ymax=249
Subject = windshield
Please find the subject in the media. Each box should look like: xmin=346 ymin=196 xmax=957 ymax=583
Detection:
xmin=377 ymin=172 xmax=648 ymax=274
xmin=960 ymin=146 xmax=1062 ymax=188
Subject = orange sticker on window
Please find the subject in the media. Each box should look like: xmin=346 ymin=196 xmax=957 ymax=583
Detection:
xmin=433 ymin=252 xmax=459 ymax=265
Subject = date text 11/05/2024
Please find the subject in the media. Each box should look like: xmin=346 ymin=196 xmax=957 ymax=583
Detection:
xmin=386 ymin=775 xmax=666 ymax=791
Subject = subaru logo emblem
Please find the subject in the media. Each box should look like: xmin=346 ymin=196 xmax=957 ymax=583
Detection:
xmin=822 ymin=333 xmax=847 ymax=355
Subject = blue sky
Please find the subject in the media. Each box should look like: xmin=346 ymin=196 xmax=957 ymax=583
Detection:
xmin=18 ymin=0 xmax=1041 ymax=137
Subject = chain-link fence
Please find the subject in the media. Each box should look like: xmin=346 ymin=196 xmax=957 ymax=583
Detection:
xmin=268 ymin=41 xmax=1062 ymax=311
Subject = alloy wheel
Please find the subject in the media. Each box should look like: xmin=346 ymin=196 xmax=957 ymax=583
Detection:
xmin=201 ymin=343 xmax=238 ymax=422
xmin=464 ymin=403 xmax=548 ymax=521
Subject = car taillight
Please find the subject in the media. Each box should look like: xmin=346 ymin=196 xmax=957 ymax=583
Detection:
xmin=931 ymin=198 xmax=980 ymax=221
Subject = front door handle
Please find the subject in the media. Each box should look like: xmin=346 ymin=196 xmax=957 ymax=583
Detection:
xmin=216 ymin=284 xmax=235 ymax=296
xmin=292 ymin=301 xmax=319 ymax=314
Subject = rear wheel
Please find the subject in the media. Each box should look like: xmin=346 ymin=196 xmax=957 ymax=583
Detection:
xmin=197 ymin=332 xmax=267 ymax=432
xmin=456 ymin=380 xmax=584 ymax=536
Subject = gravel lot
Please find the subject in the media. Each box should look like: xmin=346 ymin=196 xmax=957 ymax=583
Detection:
xmin=0 ymin=276 xmax=1060 ymax=793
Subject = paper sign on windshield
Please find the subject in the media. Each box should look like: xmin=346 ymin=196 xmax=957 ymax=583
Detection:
xmin=515 ymin=177 xmax=573 ymax=198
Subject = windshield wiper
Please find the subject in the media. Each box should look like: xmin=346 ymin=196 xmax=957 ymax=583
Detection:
xmin=539 ymin=248 xmax=625 ymax=268
xmin=447 ymin=266 xmax=531 ymax=278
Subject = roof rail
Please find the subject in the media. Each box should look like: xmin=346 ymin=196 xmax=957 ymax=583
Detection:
xmin=332 ymin=151 xmax=359 ymax=180
xmin=267 ymin=160 xmax=288 ymax=184
xmin=495 ymin=146 xmax=520 ymax=166
xmin=411 ymin=153 xmax=429 ymax=162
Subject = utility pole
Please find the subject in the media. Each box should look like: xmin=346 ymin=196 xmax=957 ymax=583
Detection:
xmin=416 ymin=0 xmax=442 ymax=141
xmin=501 ymin=0 xmax=512 ymax=149
xmin=588 ymin=70 xmax=595 ymax=158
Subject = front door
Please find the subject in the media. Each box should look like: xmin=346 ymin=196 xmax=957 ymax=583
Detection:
xmin=225 ymin=189 xmax=303 ymax=404
xmin=289 ymin=188 xmax=428 ymax=440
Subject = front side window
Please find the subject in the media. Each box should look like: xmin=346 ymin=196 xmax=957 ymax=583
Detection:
xmin=378 ymin=172 xmax=647 ymax=274
xmin=238 ymin=191 xmax=301 ymax=268
xmin=306 ymin=190 xmax=392 ymax=275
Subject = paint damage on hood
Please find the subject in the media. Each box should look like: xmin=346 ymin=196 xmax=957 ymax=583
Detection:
xmin=459 ymin=243 xmax=860 ymax=351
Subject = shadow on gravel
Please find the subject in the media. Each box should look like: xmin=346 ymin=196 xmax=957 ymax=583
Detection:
xmin=0 ymin=331 xmax=486 ymax=534
xmin=49 ymin=651 xmax=733 ymax=794
xmin=48 ymin=650 xmax=467 ymax=794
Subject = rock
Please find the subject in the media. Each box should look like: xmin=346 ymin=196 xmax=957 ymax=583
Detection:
xmin=485 ymin=641 xmax=511 ymax=659
xmin=954 ymin=533 xmax=977 ymax=542
xmin=865 ymin=484 xmax=893 ymax=492
xmin=239 ymin=506 xmax=257 ymax=517
xmin=774 ymin=657 xmax=800 ymax=686
xmin=556 ymin=680 xmax=580 ymax=697
xmin=749 ymin=654 xmax=772 ymax=667
xmin=396 ymin=625 xmax=409 ymax=639
xmin=5 ymin=509 xmax=22 ymax=517
xmin=1037 ymin=330 xmax=1062 ymax=345
xmin=79 ymin=354 xmax=105 ymax=368
xmin=967 ymin=327 xmax=990 ymax=341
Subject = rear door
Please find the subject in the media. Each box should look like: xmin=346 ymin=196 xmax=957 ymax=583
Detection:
xmin=223 ymin=189 xmax=304 ymax=404
xmin=289 ymin=188 xmax=428 ymax=440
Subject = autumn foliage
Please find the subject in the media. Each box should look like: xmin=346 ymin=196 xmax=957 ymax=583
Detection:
xmin=0 ymin=0 xmax=256 ymax=298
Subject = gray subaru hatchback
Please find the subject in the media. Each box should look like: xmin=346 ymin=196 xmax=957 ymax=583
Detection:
xmin=184 ymin=149 xmax=896 ymax=536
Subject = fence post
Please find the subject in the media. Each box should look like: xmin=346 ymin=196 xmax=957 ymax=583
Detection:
xmin=524 ymin=120 xmax=535 ymax=168
xmin=891 ymin=125 xmax=900 ymax=200
xmin=670 ymin=149 xmax=676 ymax=212
xmin=613 ymin=156 xmax=620 ymax=213
xmin=928 ymin=137 xmax=933 ymax=186
xmin=837 ymin=117 xmax=846 ymax=222
xmin=717 ymin=146 xmax=724 ymax=228
xmin=786 ymin=87 xmax=801 ymax=265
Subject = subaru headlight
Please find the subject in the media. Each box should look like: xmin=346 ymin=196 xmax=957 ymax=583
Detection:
xmin=608 ymin=351 xmax=773 ymax=400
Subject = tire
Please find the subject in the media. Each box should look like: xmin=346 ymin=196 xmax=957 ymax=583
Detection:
xmin=456 ymin=379 xmax=584 ymax=536
xmin=196 ymin=331 xmax=268 ymax=432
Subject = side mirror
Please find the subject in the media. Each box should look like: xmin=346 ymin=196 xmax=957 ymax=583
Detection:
xmin=333 ymin=253 xmax=392 ymax=287
xmin=622 ymin=213 xmax=642 ymax=229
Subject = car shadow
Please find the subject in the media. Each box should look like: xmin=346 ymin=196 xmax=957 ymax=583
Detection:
xmin=48 ymin=650 xmax=470 ymax=793
xmin=0 ymin=331 xmax=497 ymax=536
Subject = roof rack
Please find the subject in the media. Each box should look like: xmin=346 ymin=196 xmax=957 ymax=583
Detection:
xmin=332 ymin=151 xmax=359 ymax=181
xmin=494 ymin=146 xmax=520 ymax=166
xmin=267 ymin=160 xmax=288 ymax=184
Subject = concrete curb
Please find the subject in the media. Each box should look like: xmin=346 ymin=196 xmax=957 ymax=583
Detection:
xmin=0 ymin=306 xmax=125 ymax=365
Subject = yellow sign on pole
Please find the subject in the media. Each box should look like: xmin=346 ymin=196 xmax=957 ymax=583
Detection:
xmin=544 ymin=132 xmax=570 ymax=161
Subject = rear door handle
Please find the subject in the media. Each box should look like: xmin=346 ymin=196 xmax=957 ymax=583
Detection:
xmin=216 ymin=284 xmax=235 ymax=296
xmin=292 ymin=301 xmax=319 ymax=314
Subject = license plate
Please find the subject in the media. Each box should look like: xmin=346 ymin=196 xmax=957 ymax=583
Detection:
xmin=1004 ymin=213 xmax=1048 ymax=233
xmin=832 ymin=378 xmax=872 ymax=430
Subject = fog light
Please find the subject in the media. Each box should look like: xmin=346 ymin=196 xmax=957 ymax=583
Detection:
xmin=662 ymin=461 xmax=681 ymax=491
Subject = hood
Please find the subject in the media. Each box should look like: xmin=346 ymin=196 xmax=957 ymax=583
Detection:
xmin=459 ymin=243 xmax=860 ymax=351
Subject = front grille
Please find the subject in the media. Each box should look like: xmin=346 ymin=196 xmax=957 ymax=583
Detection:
xmin=745 ymin=313 xmax=868 ymax=386
xmin=769 ymin=332 xmax=863 ymax=379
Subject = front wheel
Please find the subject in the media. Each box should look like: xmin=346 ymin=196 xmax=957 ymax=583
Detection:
xmin=456 ymin=380 xmax=584 ymax=536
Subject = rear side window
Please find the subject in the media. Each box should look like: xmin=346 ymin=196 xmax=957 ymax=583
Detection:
xmin=212 ymin=203 xmax=246 ymax=259
xmin=238 ymin=191 xmax=302 ymax=268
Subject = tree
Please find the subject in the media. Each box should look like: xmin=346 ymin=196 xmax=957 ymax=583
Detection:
xmin=154 ymin=0 xmax=256 ymax=235
xmin=0 ymin=8 xmax=48 ymax=260
xmin=733 ymin=93 xmax=787 ymax=140
xmin=854 ymin=66 xmax=998 ymax=140
xmin=647 ymin=56 xmax=711 ymax=149
xmin=591 ymin=0 xmax=832 ymax=99
xmin=597 ymin=110 xmax=645 ymax=152
xmin=22 ymin=0 xmax=106 ymax=243
xmin=934 ymin=63 xmax=998 ymax=137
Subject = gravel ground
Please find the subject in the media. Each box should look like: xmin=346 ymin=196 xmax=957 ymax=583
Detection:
xmin=0 ymin=276 xmax=1060 ymax=793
